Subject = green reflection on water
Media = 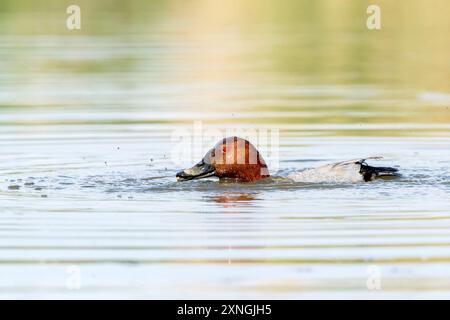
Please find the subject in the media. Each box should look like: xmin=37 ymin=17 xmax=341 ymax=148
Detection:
xmin=0 ymin=0 xmax=449 ymax=129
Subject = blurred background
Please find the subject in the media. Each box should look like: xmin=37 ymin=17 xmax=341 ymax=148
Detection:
xmin=0 ymin=0 xmax=449 ymax=128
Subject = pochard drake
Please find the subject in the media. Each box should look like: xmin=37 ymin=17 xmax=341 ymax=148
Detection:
xmin=176 ymin=136 xmax=399 ymax=183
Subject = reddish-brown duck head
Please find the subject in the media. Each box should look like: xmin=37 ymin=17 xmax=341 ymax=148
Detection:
xmin=176 ymin=136 xmax=270 ymax=182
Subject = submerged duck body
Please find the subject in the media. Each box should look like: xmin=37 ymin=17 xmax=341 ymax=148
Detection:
xmin=176 ymin=137 xmax=399 ymax=183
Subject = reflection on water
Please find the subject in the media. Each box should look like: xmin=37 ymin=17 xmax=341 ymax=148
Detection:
xmin=208 ymin=192 xmax=258 ymax=208
xmin=0 ymin=0 xmax=450 ymax=299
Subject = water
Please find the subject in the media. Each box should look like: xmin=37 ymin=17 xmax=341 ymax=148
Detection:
xmin=1 ymin=0 xmax=450 ymax=299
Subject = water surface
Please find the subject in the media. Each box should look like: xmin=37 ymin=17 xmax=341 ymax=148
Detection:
xmin=1 ymin=0 xmax=450 ymax=299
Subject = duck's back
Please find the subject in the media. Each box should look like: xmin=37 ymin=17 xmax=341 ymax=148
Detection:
xmin=287 ymin=158 xmax=399 ymax=183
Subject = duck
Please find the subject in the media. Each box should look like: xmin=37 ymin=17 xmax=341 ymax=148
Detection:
xmin=176 ymin=136 xmax=399 ymax=183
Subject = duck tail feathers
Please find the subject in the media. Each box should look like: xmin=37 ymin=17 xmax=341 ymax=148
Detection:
xmin=360 ymin=164 xmax=400 ymax=182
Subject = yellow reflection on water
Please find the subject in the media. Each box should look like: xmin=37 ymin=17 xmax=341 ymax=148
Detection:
xmin=0 ymin=0 xmax=449 ymax=126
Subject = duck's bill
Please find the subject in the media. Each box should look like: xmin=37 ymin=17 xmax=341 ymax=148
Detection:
xmin=176 ymin=160 xmax=215 ymax=181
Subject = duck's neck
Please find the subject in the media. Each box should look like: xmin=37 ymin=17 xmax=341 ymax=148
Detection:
xmin=240 ymin=164 xmax=270 ymax=182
